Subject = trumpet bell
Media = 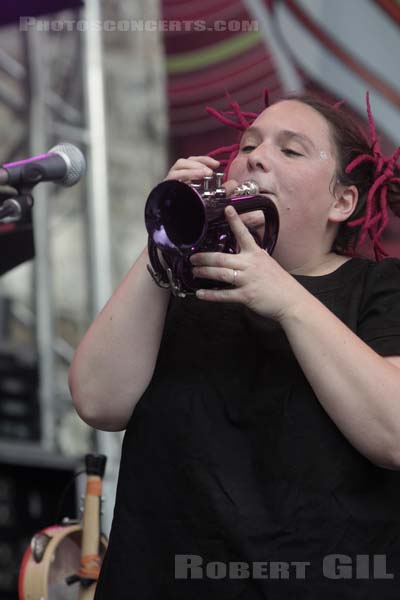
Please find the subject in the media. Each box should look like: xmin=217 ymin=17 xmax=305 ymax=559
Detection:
xmin=145 ymin=180 xmax=207 ymax=254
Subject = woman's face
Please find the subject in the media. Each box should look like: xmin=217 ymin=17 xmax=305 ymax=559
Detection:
xmin=228 ymin=100 xmax=341 ymax=263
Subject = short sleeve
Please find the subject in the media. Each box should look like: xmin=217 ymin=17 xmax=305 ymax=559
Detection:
xmin=357 ymin=258 xmax=400 ymax=356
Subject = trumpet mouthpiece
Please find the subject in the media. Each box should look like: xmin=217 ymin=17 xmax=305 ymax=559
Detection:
xmin=233 ymin=181 xmax=259 ymax=195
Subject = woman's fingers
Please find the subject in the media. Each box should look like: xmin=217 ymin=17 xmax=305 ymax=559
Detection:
xmin=187 ymin=156 xmax=220 ymax=166
xmin=190 ymin=249 xmax=239 ymax=269
xmin=189 ymin=207 xmax=259 ymax=269
xmin=224 ymin=205 xmax=259 ymax=252
xmin=164 ymin=168 xmax=211 ymax=182
xmin=192 ymin=266 xmax=240 ymax=286
xmin=164 ymin=156 xmax=220 ymax=181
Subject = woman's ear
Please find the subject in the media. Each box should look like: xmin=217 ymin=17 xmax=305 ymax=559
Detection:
xmin=329 ymin=184 xmax=359 ymax=223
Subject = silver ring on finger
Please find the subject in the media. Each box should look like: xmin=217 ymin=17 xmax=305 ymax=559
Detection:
xmin=231 ymin=269 xmax=238 ymax=286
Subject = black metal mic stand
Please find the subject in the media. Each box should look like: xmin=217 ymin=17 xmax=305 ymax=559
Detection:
xmin=0 ymin=192 xmax=34 ymax=223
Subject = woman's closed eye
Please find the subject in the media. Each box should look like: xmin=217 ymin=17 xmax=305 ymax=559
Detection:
xmin=241 ymin=144 xmax=304 ymax=157
xmin=281 ymin=147 xmax=303 ymax=157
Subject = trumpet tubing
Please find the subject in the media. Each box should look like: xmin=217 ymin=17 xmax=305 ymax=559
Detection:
xmin=145 ymin=173 xmax=279 ymax=297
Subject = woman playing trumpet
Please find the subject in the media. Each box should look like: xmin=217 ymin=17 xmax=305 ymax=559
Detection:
xmin=69 ymin=92 xmax=400 ymax=599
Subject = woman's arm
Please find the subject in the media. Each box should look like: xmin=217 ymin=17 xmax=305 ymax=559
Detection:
xmin=279 ymin=292 xmax=400 ymax=470
xmin=69 ymin=155 xmax=220 ymax=431
xmin=69 ymin=248 xmax=170 ymax=431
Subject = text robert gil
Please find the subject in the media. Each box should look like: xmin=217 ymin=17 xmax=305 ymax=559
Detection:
xmin=175 ymin=554 xmax=394 ymax=580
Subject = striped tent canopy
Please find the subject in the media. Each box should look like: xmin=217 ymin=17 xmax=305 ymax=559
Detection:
xmin=162 ymin=0 xmax=400 ymax=254
xmin=162 ymin=0 xmax=284 ymax=160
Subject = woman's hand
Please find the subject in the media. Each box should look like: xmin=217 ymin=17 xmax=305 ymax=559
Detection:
xmin=190 ymin=205 xmax=308 ymax=321
xmin=164 ymin=156 xmax=220 ymax=182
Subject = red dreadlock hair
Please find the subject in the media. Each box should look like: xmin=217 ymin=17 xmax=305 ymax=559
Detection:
xmin=206 ymin=90 xmax=267 ymax=182
xmin=206 ymin=90 xmax=400 ymax=260
xmin=345 ymin=93 xmax=400 ymax=259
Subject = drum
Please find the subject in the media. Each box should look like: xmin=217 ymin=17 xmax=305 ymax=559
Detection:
xmin=18 ymin=454 xmax=108 ymax=600
xmin=19 ymin=523 xmax=108 ymax=600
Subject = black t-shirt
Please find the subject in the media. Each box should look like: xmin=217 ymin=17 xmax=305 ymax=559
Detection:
xmin=95 ymin=257 xmax=400 ymax=599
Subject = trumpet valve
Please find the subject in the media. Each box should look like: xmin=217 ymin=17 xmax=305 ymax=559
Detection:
xmin=202 ymin=175 xmax=213 ymax=198
xmin=214 ymin=172 xmax=226 ymax=197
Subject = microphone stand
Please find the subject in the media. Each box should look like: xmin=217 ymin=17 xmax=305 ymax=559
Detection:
xmin=0 ymin=192 xmax=34 ymax=223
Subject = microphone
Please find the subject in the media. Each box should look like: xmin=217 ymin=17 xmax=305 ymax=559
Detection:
xmin=0 ymin=143 xmax=86 ymax=189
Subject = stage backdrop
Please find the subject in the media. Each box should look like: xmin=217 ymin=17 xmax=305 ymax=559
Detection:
xmin=0 ymin=1 xmax=83 ymax=26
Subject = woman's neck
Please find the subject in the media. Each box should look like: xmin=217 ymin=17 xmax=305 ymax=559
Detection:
xmin=288 ymin=252 xmax=351 ymax=276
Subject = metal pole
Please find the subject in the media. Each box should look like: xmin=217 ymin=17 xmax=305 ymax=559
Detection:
xmin=25 ymin=28 xmax=56 ymax=452
xmin=82 ymin=0 xmax=122 ymax=536
xmin=82 ymin=1 xmax=112 ymax=302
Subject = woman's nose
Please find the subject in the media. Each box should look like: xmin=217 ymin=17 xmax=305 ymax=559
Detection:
xmin=247 ymin=145 xmax=269 ymax=172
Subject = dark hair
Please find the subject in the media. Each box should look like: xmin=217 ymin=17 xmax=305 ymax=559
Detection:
xmin=282 ymin=94 xmax=379 ymax=255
